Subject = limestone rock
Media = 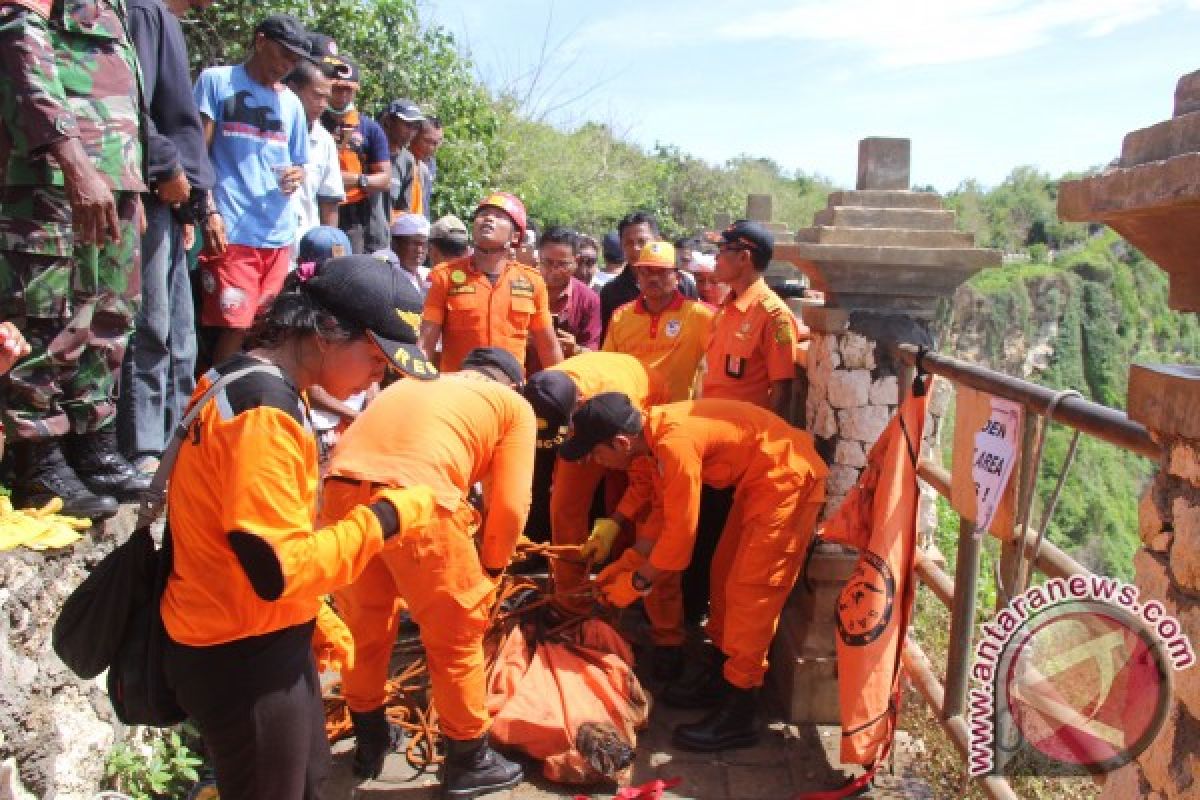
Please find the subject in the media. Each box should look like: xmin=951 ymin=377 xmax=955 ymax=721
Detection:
xmin=834 ymin=440 xmax=867 ymax=469
xmin=838 ymin=405 xmax=890 ymax=444
xmin=1135 ymin=548 xmax=1173 ymax=603
xmin=1140 ymin=484 xmax=1167 ymax=546
xmin=812 ymin=402 xmax=838 ymax=440
xmin=839 ymin=333 xmax=875 ymax=370
xmin=928 ymin=376 xmax=952 ymax=418
xmin=1169 ymin=496 xmax=1200 ymax=593
xmin=868 ymin=375 xmax=898 ymax=406
xmin=826 ymin=465 xmax=861 ymax=498
xmin=827 ymin=369 xmax=870 ymax=409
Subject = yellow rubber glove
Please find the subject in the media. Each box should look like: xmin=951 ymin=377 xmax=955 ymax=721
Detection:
xmin=579 ymin=517 xmax=621 ymax=563
xmin=373 ymin=485 xmax=436 ymax=540
xmin=595 ymin=548 xmax=646 ymax=588
xmin=601 ymin=571 xmax=646 ymax=608
xmin=313 ymin=602 xmax=355 ymax=673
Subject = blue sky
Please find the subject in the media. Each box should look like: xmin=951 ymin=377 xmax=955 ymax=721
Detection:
xmin=428 ymin=0 xmax=1199 ymax=192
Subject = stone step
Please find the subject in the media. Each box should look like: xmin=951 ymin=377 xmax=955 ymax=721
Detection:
xmin=782 ymin=242 xmax=1002 ymax=270
xmin=811 ymin=206 xmax=957 ymax=231
xmin=1121 ymin=110 xmax=1200 ymax=167
xmin=794 ymin=226 xmax=976 ymax=248
xmin=826 ymin=190 xmax=944 ymax=210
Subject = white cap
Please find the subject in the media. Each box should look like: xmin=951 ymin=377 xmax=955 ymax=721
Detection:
xmin=689 ymin=252 xmax=716 ymax=272
xmin=391 ymin=212 xmax=430 ymax=238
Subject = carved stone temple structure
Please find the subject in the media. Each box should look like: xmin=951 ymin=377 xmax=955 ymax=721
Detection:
xmin=1060 ymin=70 xmax=1200 ymax=800
xmin=768 ymin=138 xmax=1001 ymax=722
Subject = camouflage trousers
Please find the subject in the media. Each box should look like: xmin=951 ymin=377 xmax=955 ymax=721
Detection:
xmin=0 ymin=187 xmax=142 ymax=441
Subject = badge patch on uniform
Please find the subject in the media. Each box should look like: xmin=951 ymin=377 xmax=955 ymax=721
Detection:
xmin=448 ymin=285 xmax=476 ymax=296
xmin=738 ymin=321 xmax=752 ymax=336
xmin=509 ymin=277 xmax=534 ymax=298
xmin=451 ymin=269 xmax=467 ymax=284
xmin=725 ymin=355 xmax=744 ymax=379
xmin=774 ymin=319 xmax=794 ymax=344
xmin=665 ymin=319 xmax=682 ymax=338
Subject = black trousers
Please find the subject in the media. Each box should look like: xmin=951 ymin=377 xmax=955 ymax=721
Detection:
xmin=682 ymin=486 xmax=735 ymax=623
xmin=164 ymin=620 xmax=328 ymax=800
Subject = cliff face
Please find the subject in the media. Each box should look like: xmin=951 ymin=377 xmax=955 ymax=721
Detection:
xmin=934 ymin=231 xmax=1200 ymax=578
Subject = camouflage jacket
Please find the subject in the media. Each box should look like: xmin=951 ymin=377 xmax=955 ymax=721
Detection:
xmin=0 ymin=0 xmax=145 ymax=191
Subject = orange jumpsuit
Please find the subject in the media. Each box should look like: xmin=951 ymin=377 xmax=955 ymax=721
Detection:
xmin=702 ymin=277 xmax=805 ymax=409
xmin=423 ymin=255 xmax=553 ymax=373
xmin=602 ymin=292 xmax=714 ymax=401
xmin=322 ymin=373 xmax=537 ymax=740
xmin=625 ymin=399 xmax=827 ymax=688
xmin=541 ymin=353 xmax=669 ymax=612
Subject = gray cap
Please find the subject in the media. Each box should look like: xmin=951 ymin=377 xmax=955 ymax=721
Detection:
xmin=429 ymin=214 xmax=469 ymax=243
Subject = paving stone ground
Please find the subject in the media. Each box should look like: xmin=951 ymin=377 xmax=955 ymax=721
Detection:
xmin=321 ymin=585 xmax=934 ymax=800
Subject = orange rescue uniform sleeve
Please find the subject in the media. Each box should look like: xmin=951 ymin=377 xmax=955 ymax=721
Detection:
xmin=615 ymin=455 xmax=657 ymax=523
xmin=478 ymin=392 xmax=539 ymax=570
xmin=761 ymin=303 xmax=800 ymax=382
xmin=423 ymin=264 xmax=450 ymax=326
xmin=220 ymin=408 xmax=385 ymax=601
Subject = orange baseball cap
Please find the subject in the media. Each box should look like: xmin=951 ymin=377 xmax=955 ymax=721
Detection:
xmin=634 ymin=241 xmax=676 ymax=269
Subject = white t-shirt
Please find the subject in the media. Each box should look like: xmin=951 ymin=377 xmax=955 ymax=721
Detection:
xmin=292 ymin=121 xmax=344 ymax=250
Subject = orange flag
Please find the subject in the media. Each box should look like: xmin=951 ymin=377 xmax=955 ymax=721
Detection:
xmin=804 ymin=375 xmax=931 ymax=795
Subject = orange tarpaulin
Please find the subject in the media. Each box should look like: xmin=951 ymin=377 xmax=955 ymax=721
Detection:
xmin=486 ymin=618 xmax=650 ymax=784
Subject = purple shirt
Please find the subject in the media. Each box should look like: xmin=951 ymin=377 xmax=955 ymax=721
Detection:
xmin=527 ymin=277 xmax=601 ymax=374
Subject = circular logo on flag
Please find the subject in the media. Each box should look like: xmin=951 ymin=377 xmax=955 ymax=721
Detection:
xmin=665 ymin=319 xmax=682 ymax=338
xmin=836 ymin=550 xmax=895 ymax=647
xmin=451 ymin=269 xmax=467 ymax=284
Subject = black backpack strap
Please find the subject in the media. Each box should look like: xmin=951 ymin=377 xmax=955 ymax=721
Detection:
xmin=134 ymin=364 xmax=283 ymax=530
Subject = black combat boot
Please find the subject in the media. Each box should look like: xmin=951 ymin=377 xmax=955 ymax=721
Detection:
xmin=65 ymin=427 xmax=152 ymax=500
xmin=671 ymin=682 xmax=760 ymax=752
xmin=441 ymin=733 xmax=523 ymax=799
xmin=350 ymin=707 xmax=402 ymax=780
xmin=11 ymin=438 xmax=118 ymax=520
xmin=661 ymin=649 xmax=728 ymax=709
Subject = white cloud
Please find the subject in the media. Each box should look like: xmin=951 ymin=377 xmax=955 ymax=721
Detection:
xmin=576 ymin=0 xmax=1178 ymax=66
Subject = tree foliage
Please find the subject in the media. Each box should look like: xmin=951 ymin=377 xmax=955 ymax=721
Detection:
xmin=945 ymin=167 xmax=1089 ymax=253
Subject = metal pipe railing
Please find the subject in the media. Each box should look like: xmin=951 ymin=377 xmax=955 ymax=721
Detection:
xmin=892 ymin=343 xmax=1161 ymax=460
xmin=942 ymin=517 xmax=980 ymax=720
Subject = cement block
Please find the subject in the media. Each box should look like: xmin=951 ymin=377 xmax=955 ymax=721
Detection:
xmin=1120 ymin=111 xmax=1200 ymax=167
xmin=746 ymin=194 xmax=772 ymax=222
xmin=812 ymin=206 xmax=957 ymax=231
xmin=827 ymin=189 xmax=943 ymax=210
xmin=857 ymin=137 xmax=911 ymax=190
xmin=1128 ymin=364 xmax=1200 ymax=440
xmin=797 ymin=225 xmax=976 ymax=248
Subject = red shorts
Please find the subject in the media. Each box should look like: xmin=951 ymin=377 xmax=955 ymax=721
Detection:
xmin=198 ymin=244 xmax=291 ymax=329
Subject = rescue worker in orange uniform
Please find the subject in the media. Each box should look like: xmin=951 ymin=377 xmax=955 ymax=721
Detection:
xmin=561 ymin=393 xmax=827 ymax=752
xmin=321 ymin=347 xmax=535 ymax=798
xmin=162 ymin=256 xmax=438 ymax=800
xmin=603 ymin=240 xmax=713 ymax=401
xmin=702 ymin=219 xmax=806 ymax=418
xmin=419 ymin=192 xmax=563 ymax=374
xmin=521 ymin=352 xmax=668 ymax=612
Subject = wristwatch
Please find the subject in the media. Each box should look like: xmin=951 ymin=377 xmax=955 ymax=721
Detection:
xmin=357 ymin=173 xmax=369 ymax=190
xmin=631 ymin=572 xmax=652 ymax=593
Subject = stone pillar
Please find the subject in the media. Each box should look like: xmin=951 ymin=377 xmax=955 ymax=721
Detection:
xmin=746 ymin=193 xmax=773 ymax=223
xmin=1098 ymin=366 xmax=1200 ymax=800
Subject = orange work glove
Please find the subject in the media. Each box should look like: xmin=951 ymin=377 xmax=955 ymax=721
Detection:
xmin=373 ymin=485 xmax=436 ymax=541
xmin=313 ymin=602 xmax=355 ymax=673
xmin=595 ymin=548 xmax=646 ymax=588
xmin=601 ymin=571 xmax=648 ymax=608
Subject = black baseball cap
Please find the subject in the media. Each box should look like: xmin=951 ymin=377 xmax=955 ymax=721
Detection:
xmin=255 ymin=14 xmax=311 ymax=60
xmin=460 ymin=347 xmax=524 ymax=387
xmin=303 ymin=255 xmax=437 ymax=380
xmin=560 ymin=392 xmax=642 ymax=462
xmin=601 ymin=231 xmax=623 ymax=264
xmin=383 ymin=99 xmax=425 ymax=122
xmin=523 ymin=370 xmax=578 ymax=442
xmin=719 ymin=219 xmax=774 ymax=264
xmin=328 ymin=53 xmax=360 ymax=85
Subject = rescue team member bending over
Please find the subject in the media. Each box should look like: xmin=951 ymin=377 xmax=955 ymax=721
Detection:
xmin=419 ymin=191 xmax=563 ymax=374
xmin=522 ymin=352 xmax=668 ymax=613
xmin=561 ymin=393 xmax=828 ymax=752
xmin=702 ymin=219 xmax=806 ymax=418
xmin=322 ymin=347 xmax=535 ymax=798
xmin=161 ymin=256 xmax=438 ymax=800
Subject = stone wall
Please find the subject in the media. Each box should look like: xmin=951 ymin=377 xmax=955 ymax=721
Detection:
xmin=1100 ymin=435 xmax=1200 ymax=800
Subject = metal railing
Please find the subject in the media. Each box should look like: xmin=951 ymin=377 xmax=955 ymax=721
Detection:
xmin=889 ymin=343 xmax=1162 ymax=800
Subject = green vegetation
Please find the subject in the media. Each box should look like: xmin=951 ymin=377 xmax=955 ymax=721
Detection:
xmin=103 ymin=728 xmax=204 ymax=800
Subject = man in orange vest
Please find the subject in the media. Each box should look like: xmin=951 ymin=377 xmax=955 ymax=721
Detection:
xmin=320 ymin=348 xmax=534 ymax=797
xmin=319 ymin=51 xmax=391 ymax=253
xmin=419 ymin=192 xmax=563 ymax=374
xmin=522 ymin=352 xmax=668 ymax=613
xmin=603 ymin=241 xmax=713 ymax=401
xmin=561 ymin=393 xmax=827 ymax=751
xmin=702 ymin=220 xmax=806 ymax=417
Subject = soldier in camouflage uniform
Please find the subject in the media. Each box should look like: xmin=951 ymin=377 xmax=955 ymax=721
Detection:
xmin=0 ymin=0 xmax=151 ymax=518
